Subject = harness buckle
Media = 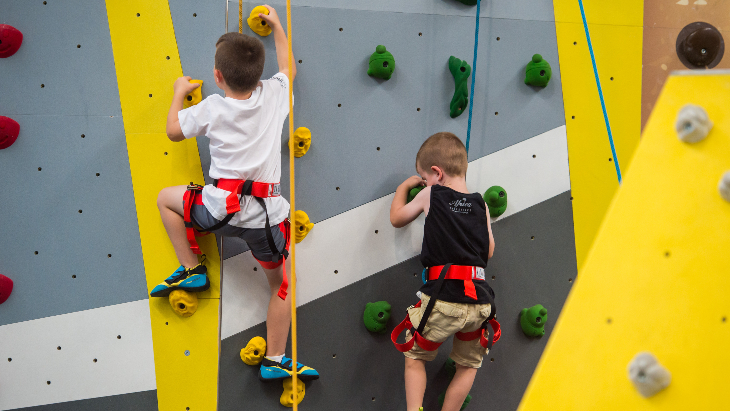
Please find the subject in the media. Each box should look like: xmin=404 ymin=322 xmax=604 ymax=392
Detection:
xmin=187 ymin=183 xmax=204 ymax=191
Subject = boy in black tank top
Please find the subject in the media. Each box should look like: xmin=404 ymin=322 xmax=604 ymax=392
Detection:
xmin=390 ymin=132 xmax=496 ymax=411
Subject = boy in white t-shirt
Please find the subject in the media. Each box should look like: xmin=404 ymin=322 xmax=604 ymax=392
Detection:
xmin=149 ymin=5 xmax=319 ymax=381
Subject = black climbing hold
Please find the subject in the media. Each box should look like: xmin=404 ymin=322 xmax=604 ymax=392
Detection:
xmin=676 ymin=22 xmax=724 ymax=69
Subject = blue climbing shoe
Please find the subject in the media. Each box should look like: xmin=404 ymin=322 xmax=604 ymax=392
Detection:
xmin=259 ymin=356 xmax=320 ymax=381
xmin=149 ymin=263 xmax=209 ymax=297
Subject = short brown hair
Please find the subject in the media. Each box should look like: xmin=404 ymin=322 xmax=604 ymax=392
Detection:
xmin=215 ymin=32 xmax=265 ymax=92
xmin=416 ymin=132 xmax=468 ymax=177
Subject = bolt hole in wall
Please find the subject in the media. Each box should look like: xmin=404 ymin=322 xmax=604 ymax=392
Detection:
xmin=334 ymin=270 xmax=338 ymax=274
xmin=81 ymin=134 xmax=85 ymax=138
xmin=419 ymin=32 xmax=423 ymax=36
xmin=76 ymin=44 xmax=81 ymax=48
xmin=38 ymin=167 xmax=41 ymax=171
xmin=41 ymin=84 xmax=44 ymax=88
xmin=72 ymin=275 xmax=76 ymax=278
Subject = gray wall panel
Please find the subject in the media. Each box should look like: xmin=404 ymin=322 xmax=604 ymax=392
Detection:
xmin=219 ymin=191 xmax=577 ymax=410
xmin=224 ymin=4 xmax=563 ymax=225
xmin=0 ymin=115 xmax=146 ymax=326
xmin=0 ymin=0 xmax=122 ymax=116
xmin=15 ymin=390 xmax=158 ymax=411
xmin=217 ymin=4 xmax=563 ymax=260
xmin=226 ymin=0 xmax=555 ymax=22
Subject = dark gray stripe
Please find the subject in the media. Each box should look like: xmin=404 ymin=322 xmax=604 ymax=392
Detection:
xmin=14 ymin=390 xmax=158 ymax=411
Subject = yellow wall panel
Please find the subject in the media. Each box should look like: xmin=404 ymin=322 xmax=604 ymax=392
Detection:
xmin=554 ymin=0 xmax=643 ymax=27
xmin=519 ymin=72 xmax=730 ymax=410
xmin=105 ymin=1 xmax=221 ymax=410
xmin=553 ymin=1 xmax=643 ymax=270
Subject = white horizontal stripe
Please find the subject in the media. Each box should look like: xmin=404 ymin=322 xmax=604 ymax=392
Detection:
xmin=222 ymin=125 xmax=569 ymax=339
xmin=0 ymin=300 xmax=156 ymax=410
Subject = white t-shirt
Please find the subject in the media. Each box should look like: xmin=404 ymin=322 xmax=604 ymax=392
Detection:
xmin=178 ymin=73 xmax=291 ymax=228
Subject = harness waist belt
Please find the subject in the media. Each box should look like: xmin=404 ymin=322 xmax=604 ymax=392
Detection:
xmin=215 ymin=178 xmax=281 ymax=215
xmin=427 ymin=265 xmax=486 ymax=300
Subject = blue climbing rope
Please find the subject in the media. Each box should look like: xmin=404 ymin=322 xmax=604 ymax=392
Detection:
xmin=464 ymin=0 xmax=481 ymax=155
xmin=578 ymin=0 xmax=622 ymax=184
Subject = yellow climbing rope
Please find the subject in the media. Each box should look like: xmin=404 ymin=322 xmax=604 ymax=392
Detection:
xmin=285 ymin=0 xmax=299 ymax=408
xmin=238 ymin=0 xmax=243 ymax=33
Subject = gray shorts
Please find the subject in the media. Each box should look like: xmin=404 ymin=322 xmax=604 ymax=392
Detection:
xmin=190 ymin=203 xmax=290 ymax=265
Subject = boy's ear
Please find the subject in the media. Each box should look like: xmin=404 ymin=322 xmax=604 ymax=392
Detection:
xmin=430 ymin=165 xmax=444 ymax=181
xmin=213 ymin=68 xmax=224 ymax=84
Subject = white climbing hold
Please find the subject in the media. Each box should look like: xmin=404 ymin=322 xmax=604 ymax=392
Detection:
xmin=719 ymin=171 xmax=730 ymax=202
xmin=628 ymin=352 xmax=671 ymax=398
xmin=675 ymin=104 xmax=713 ymax=143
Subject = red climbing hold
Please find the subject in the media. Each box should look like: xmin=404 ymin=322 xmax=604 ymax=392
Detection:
xmin=0 ymin=24 xmax=23 ymax=58
xmin=0 ymin=274 xmax=13 ymax=304
xmin=0 ymin=116 xmax=20 ymax=149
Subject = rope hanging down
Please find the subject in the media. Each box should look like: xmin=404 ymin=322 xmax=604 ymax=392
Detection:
xmin=578 ymin=0 xmax=622 ymax=184
xmin=284 ymin=0 xmax=300 ymax=408
xmin=464 ymin=0 xmax=482 ymax=155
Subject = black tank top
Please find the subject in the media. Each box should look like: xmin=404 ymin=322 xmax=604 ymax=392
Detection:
xmin=419 ymin=185 xmax=495 ymax=304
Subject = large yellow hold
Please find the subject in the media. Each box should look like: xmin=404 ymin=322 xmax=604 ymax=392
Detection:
xmin=280 ymin=377 xmax=305 ymax=407
xmin=183 ymin=79 xmax=203 ymax=109
xmin=292 ymin=127 xmax=311 ymax=158
xmin=168 ymin=290 xmax=198 ymax=317
xmin=294 ymin=210 xmax=314 ymax=243
xmin=240 ymin=336 xmax=267 ymax=366
xmin=247 ymin=6 xmax=272 ymax=37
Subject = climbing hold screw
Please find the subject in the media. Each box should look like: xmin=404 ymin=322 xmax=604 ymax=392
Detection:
xmin=675 ymin=104 xmax=712 ymax=143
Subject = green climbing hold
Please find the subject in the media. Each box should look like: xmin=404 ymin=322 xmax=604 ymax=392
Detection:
xmin=367 ymin=45 xmax=395 ymax=80
xmin=483 ymin=186 xmax=507 ymax=218
xmin=438 ymin=392 xmax=472 ymax=410
xmin=407 ymin=186 xmax=425 ymax=203
xmin=444 ymin=357 xmax=457 ymax=380
xmin=524 ymin=54 xmax=552 ymax=87
xmin=520 ymin=304 xmax=548 ymax=337
xmin=449 ymin=56 xmax=471 ymax=118
xmin=363 ymin=301 xmax=391 ymax=333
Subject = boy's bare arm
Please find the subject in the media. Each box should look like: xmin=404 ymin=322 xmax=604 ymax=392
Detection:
xmin=166 ymin=76 xmax=200 ymax=142
xmin=260 ymin=5 xmax=296 ymax=81
xmin=485 ymin=206 xmax=495 ymax=258
xmin=390 ymin=176 xmax=427 ymax=228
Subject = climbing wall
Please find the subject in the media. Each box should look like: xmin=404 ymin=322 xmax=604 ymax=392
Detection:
xmin=519 ymin=71 xmax=730 ymax=410
xmin=217 ymin=1 xmax=577 ymax=410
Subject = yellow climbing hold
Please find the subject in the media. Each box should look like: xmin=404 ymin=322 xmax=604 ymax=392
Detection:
xmin=292 ymin=127 xmax=311 ymax=158
xmin=280 ymin=377 xmax=305 ymax=407
xmin=294 ymin=210 xmax=314 ymax=244
xmin=168 ymin=290 xmax=198 ymax=317
xmin=247 ymin=6 xmax=272 ymax=37
xmin=183 ymin=79 xmax=203 ymax=109
xmin=240 ymin=336 xmax=267 ymax=365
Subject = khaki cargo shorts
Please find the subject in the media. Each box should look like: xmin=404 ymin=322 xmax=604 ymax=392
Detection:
xmin=403 ymin=293 xmax=492 ymax=368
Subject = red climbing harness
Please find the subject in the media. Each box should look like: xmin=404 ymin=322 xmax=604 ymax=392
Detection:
xmin=182 ymin=179 xmax=290 ymax=300
xmin=427 ymin=265 xmax=486 ymax=300
xmin=392 ymin=264 xmax=501 ymax=353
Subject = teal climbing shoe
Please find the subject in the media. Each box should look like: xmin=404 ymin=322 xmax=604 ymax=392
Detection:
xmin=259 ymin=356 xmax=320 ymax=381
xmin=149 ymin=263 xmax=209 ymax=297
